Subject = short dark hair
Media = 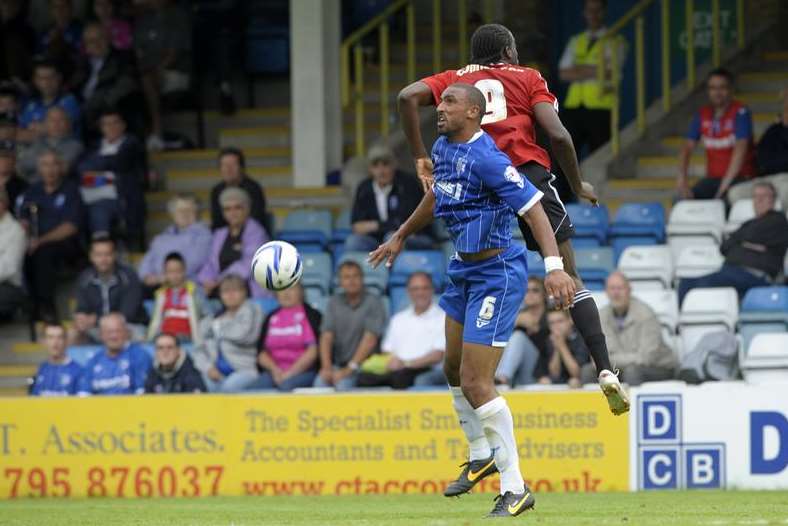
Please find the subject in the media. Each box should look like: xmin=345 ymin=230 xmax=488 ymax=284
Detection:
xmin=218 ymin=147 xmax=245 ymax=168
xmin=449 ymin=83 xmax=486 ymax=122
xmin=707 ymin=67 xmax=734 ymax=85
xmin=338 ymin=260 xmax=363 ymax=275
xmin=90 ymin=235 xmax=115 ymax=250
xmin=753 ymin=181 xmax=777 ymax=198
xmin=43 ymin=321 xmax=66 ymax=335
xmin=154 ymin=332 xmax=180 ymax=348
xmin=99 ymin=106 xmax=124 ymax=121
xmin=164 ymin=252 xmax=185 ymax=265
xmin=470 ymin=24 xmax=514 ymax=65
xmin=32 ymin=58 xmax=60 ymax=75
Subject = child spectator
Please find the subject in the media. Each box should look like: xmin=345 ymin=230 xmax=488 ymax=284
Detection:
xmin=30 ymin=323 xmax=83 ymax=396
xmin=536 ymin=310 xmax=591 ymax=389
xmin=144 ymin=333 xmax=207 ymax=394
xmin=146 ymin=252 xmax=207 ymax=344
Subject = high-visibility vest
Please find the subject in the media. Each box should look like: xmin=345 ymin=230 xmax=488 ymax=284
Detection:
xmin=563 ymin=31 xmax=623 ymax=110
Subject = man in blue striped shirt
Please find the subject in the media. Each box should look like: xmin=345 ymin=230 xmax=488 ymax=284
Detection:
xmin=370 ymin=83 xmax=575 ymax=518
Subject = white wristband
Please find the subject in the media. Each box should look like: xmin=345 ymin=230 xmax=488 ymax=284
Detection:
xmin=544 ymin=256 xmax=564 ymax=274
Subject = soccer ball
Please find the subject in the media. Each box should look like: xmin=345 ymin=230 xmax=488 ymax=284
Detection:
xmin=251 ymin=241 xmax=303 ymax=291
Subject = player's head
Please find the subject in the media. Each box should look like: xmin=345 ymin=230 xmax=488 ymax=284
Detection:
xmin=706 ymin=68 xmax=733 ymax=108
xmin=163 ymin=252 xmax=186 ymax=288
xmin=437 ymin=83 xmax=486 ymax=138
xmin=584 ymin=0 xmax=606 ymax=31
xmin=338 ymin=260 xmax=364 ymax=297
xmin=470 ymin=24 xmax=518 ymax=65
xmin=154 ymin=332 xmax=181 ymax=370
xmin=43 ymin=322 xmax=67 ymax=360
xmin=99 ymin=312 xmax=129 ymax=354
xmin=605 ymin=271 xmax=631 ymax=313
xmin=89 ymin=236 xmax=116 ymax=274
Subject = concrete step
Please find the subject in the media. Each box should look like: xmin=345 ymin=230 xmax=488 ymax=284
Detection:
xmin=215 ymin=125 xmax=290 ymax=149
xmin=164 ymin=167 xmax=292 ymax=192
xmin=145 ymin=187 xmax=346 ymax=212
xmin=738 ymin=71 xmax=788 ymax=92
xmin=763 ymin=50 xmax=788 ymax=61
xmin=636 ymin=154 xmax=706 ymax=178
xmin=607 ymin=176 xmax=699 ymax=191
xmin=0 ymin=364 xmax=37 ymax=377
xmin=151 ymin=147 xmax=291 ymax=174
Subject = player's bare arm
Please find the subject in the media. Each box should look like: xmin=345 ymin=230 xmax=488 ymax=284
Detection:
xmin=521 ymin=200 xmax=576 ymax=309
xmin=398 ymin=81 xmax=436 ymax=191
xmin=533 ymin=102 xmax=598 ymax=205
xmin=367 ymin=190 xmax=435 ymax=268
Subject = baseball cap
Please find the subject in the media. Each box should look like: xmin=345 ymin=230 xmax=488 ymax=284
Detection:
xmin=367 ymin=144 xmax=395 ymax=164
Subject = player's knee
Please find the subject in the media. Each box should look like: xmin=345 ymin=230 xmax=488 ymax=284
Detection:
xmin=459 ymin=372 xmax=495 ymax=407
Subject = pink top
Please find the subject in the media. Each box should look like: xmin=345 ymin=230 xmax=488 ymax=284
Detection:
xmin=108 ymin=19 xmax=133 ymax=50
xmin=264 ymin=305 xmax=316 ymax=371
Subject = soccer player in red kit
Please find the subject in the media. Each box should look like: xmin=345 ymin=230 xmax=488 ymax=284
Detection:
xmin=397 ymin=23 xmax=629 ymax=497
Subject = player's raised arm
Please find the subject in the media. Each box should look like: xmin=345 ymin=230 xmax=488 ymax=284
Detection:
xmin=367 ymin=190 xmax=435 ymax=269
xmin=398 ymin=81 xmax=438 ymax=191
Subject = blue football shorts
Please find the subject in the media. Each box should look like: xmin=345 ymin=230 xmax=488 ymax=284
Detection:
xmin=439 ymin=244 xmax=528 ymax=348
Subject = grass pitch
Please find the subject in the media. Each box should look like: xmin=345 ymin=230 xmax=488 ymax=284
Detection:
xmin=1 ymin=490 xmax=787 ymax=526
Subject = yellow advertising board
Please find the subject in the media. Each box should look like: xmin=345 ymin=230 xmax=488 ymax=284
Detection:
xmin=0 ymin=391 xmax=628 ymax=498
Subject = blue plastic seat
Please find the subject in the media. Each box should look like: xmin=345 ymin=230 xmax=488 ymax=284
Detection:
xmin=335 ymin=251 xmax=388 ymax=293
xmin=389 ymin=286 xmax=409 ymax=314
xmin=67 ymin=346 xmax=102 ymax=366
xmin=739 ymin=286 xmax=788 ymax=352
xmin=331 ymin=209 xmax=352 ymax=244
xmin=252 ymin=297 xmax=280 ymax=315
xmin=567 ymin=203 xmax=608 ymax=246
xmin=611 ymin=236 xmax=658 ymax=265
xmin=390 ymin=250 xmax=445 ymax=290
xmin=278 ymin=209 xmax=333 ymax=248
xmin=608 ymin=202 xmax=666 ymax=243
xmin=304 ymin=287 xmax=327 ymax=313
xmin=575 ymin=247 xmax=614 ymax=291
xmin=300 ymin=252 xmax=332 ymax=294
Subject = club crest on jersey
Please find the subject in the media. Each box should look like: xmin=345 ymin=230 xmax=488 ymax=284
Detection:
xmin=476 ymin=296 xmax=497 ymax=328
xmin=456 ymin=157 xmax=467 ymax=175
xmin=504 ymin=166 xmax=524 ymax=188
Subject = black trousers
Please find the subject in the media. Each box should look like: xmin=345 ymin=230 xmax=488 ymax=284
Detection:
xmin=0 ymin=282 xmax=24 ymax=320
xmin=561 ymin=106 xmax=611 ymax=158
xmin=691 ymin=176 xmax=746 ymax=200
xmin=356 ymin=367 xmax=430 ymax=390
xmin=24 ymin=238 xmax=81 ymax=320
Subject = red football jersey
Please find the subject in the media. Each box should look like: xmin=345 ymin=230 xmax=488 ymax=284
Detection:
xmin=421 ymin=63 xmax=558 ymax=170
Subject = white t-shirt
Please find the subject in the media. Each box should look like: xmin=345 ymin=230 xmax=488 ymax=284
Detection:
xmin=382 ymin=303 xmax=446 ymax=362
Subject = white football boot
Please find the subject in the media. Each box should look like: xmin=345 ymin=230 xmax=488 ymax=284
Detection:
xmin=599 ymin=369 xmax=630 ymax=415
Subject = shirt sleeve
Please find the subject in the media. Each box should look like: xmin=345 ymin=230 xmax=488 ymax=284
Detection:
xmin=62 ymin=185 xmax=83 ymax=227
xmin=320 ymin=297 xmax=336 ymax=333
xmin=381 ymin=315 xmax=398 ymax=353
xmin=526 ymin=69 xmax=558 ymax=110
xmin=363 ymin=296 xmax=387 ymax=336
xmin=477 ymin=155 xmax=543 ymax=216
xmin=686 ymin=113 xmax=701 ymax=141
xmin=734 ymin=106 xmax=754 ymax=140
xmin=420 ymin=69 xmax=458 ymax=105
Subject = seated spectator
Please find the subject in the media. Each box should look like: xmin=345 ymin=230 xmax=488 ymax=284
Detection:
xmin=18 ymin=106 xmax=83 ymax=178
xmin=0 ymin=187 xmax=25 ymax=321
xmin=17 ymin=149 xmax=82 ymax=321
xmin=0 ymin=148 xmax=27 ymax=210
xmin=139 ymin=194 xmax=211 ymax=291
xmin=70 ymin=22 xmax=139 ymax=140
xmin=676 ymin=68 xmax=757 ymax=200
xmin=581 ymin=272 xmax=676 ymax=386
xmin=535 ymin=310 xmax=590 ymax=389
xmin=76 ymin=108 xmax=146 ymax=242
xmin=134 ymin=0 xmax=192 ymax=151
xmin=198 ymin=187 xmax=268 ymax=298
xmin=249 ymin=283 xmax=322 ymax=392
xmin=30 ymin=322 xmax=83 ymax=396
xmin=144 ymin=333 xmax=207 ymax=394
xmin=678 ymin=182 xmax=788 ymax=303
xmin=17 ymin=59 xmax=81 ymax=143
xmin=193 ymin=274 xmax=263 ymax=393
xmin=315 ymin=261 xmax=386 ymax=391
xmin=210 ymin=148 xmax=268 ymax=232
xmin=757 ymin=89 xmax=788 ymax=176
xmin=93 ymin=0 xmax=133 ymax=51
xmin=81 ymin=313 xmax=153 ymax=395
xmin=346 ymin=144 xmax=432 ymax=252
xmin=357 ymin=272 xmax=444 ymax=389
xmin=72 ymin=237 xmax=147 ymax=344
xmin=146 ymin=252 xmax=207 ymax=344
xmin=38 ymin=0 xmax=83 ymax=80
xmin=0 ymin=110 xmax=17 ymax=143
xmin=0 ymin=83 xmax=21 ymax=113
xmin=495 ymin=277 xmax=549 ymax=387
xmin=0 ymin=0 xmax=35 ymax=82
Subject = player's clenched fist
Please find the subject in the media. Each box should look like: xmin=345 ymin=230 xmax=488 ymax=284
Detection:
xmin=544 ymin=269 xmax=576 ymax=310
xmin=415 ymin=157 xmax=434 ymax=193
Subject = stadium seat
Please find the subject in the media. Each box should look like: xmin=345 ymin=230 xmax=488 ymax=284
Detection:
xmin=336 ymin=251 xmax=388 ymax=293
xmin=574 ymin=247 xmax=613 ymax=290
xmin=666 ymin=200 xmax=725 ymax=261
xmin=389 ymin=250 xmax=445 ymax=290
xmin=618 ymin=245 xmax=673 ymax=290
xmin=526 ymin=250 xmax=545 ymax=278
xmin=673 ymin=245 xmax=724 ymax=285
xmin=741 ymin=332 xmax=788 ymax=384
xmin=738 ymin=286 xmax=788 ymax=353
xmin=725 ymin=198 xmax=783 ymax=236
xmin=590 ymin=291 xmax=609 ymax=310
xmin=607 ymin=202 xmax=665 ymax=262
xmin=566 ymin=203 xmax=608 ymax=246
xmin=633 ymin=289 xmax=681 ymax=357
xmin=278 ymin=209 xmax=333 ymax=249
xmin=389 ymin=286 xmax=409 ymax=314
xmin=252 ymin=297 xmax=280 ymax=316
xmin=304 ymin=287 xmax=327 ymax=313
xmin=678 ymin=287 xmax=739 ymax=357
xmin=329 ymin=210 xmax=352 ymax=254
xmin=300 ymin=252 xmax=333 ymax=294
xmin=67 ymin=346 xmax=102 ymax=366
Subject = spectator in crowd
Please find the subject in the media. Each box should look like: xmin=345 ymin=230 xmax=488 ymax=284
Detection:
xmin=92 ymin=0 xmax=132 ymax=51
xmin=198 ymin=187 xmax=268 ymax=298
xmin=559 ymin=0 xmax=627 ymax=158
xmin=139 ymin=194 xmax=211 ymax=290
xmin=0 ymin=187 xmax=26 ymax=320
xmin=495 ymin=276 xmax=549 ymax=387
xmin=193 ymin=274 xmax=264 ymax=392
xmin=249 ymin=283 xmax=322 ymax=392
xmin=134 ymin=0 xmax=192 ymax=151
xmin=146 ymin=252 xmax=207 ymax=344
xmin=315 ymin=261 xmax=386 ymax=391
xmin=144 ymin=332 xmax=207 ymax=394
xmin=356 ymin=272 xmax=444 ymax=389
xmin=677 ymin=68 xmax=757 ymax=200
xmin=535 ymin=310 xmax=590 ymax=388
xmin=678 ymin=182 xmax=788 ymax=302
xmin=0 ymin=0 xmax=35 ymax=82
xmin=81 ymin=313 xmax=152 ymax=395
xmin=30 ymin=322 xmax=83 ymax=396
xmin=18 ymin=106 xmax=83 ymax=178
xmin=0 ymin=148 xmax=27 ymax=215
xmin=0 ymin=83 xmax=21 ymax=114
xmin=757 ymin=89 xmax=788 ymax=176
xmin=17 ymin=149 xmax=82 ymax=321
xmin=76 ymin=108 xmax=146 ymax=242
xmin=210 ymin=148 xmax=268 ymax=232
xmin=0 ymin=110 xmax=17 ymax=143
xmin=581 ymin=272 xmax=676 ymax=385
xmin=38 ymin=0 xmax=83 ymax=80
xmin=71 ymin=22 xmax=139 ymax=139
xmin=193 ymin=0 xmax=241 ymax=114
xmin=72 ymin=237 xmax=147 ymax=344
xmin=17 ymin=59 xmax=81 ymax=143
xmin=346 ymin=144 xmax=431 ymax=252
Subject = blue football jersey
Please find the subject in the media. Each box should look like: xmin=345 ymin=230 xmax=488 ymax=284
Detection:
xmin=81 ymin=344 xmax=153 ymax=395
xmin=31 ymin=359 xmax=84 ymax=396
xmin=431 ymin=131 xmax=543 ymax=253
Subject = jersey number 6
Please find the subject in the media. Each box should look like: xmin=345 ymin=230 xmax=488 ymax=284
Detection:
xmin=474 ymin=79 xmax=507 ymax=125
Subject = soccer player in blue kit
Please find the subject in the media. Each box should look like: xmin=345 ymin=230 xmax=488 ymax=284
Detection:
xmin=369 ymin=83 xmax=576 ymax=517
